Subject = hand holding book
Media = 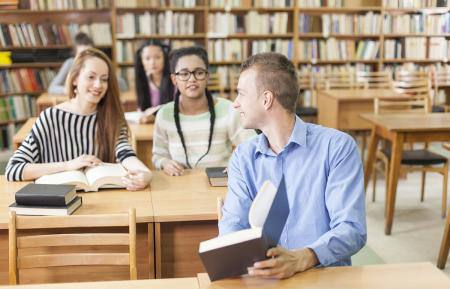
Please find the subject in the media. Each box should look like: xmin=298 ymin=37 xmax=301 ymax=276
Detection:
xmin=65 ymin=154 xmax=102 ymax=171
xmin=122 ymin=169 xmax=152 ymax=191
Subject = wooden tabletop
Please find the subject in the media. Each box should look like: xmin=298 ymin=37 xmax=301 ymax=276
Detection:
xmin=12 ymin=117 xmax=36 ymax=149
xmin=0 ymin=176 xmax=153 ymax=229
xmin=319 ymin=89 xmax=398 ymax=100
xmin=0 ymin=277 xmax=199 ymax=289
xmin=129 ymin=123 xmax=154 ymax=141
xmin=151 ymin=170 xmax=227 ymax=222
xmin=360 ymin=113 xmax=450 ymax=132
xmin=198 ymin=263 xmax=450 ymax=289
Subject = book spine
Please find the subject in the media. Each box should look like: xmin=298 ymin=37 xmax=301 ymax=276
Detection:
xmin=15 ymin=193 xmax=68 ymax=206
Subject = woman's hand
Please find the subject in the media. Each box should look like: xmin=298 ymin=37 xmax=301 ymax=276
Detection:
xmin=139 ymin=114 xmax=155 ymax=124
xmin=162 ymin=160 xmax=185 ymax=176
xmin=65 ymin=155 xmax=101 ymax=171
xmin=122 ymin=169 xmax=152 ymax=191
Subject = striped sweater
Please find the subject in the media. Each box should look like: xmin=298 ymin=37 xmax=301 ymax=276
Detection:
xmin=152 ymin=97 xmax=256 ymax=169
xmin=6 ymin=107 xmax=136 ymax=181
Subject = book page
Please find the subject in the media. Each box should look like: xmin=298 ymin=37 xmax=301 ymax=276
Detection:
xmin=35 ymin=170 xmax=89 ymax=191
xmin=84 ymin=163 xmax=127 ymax=191
xmin=124 ymin=111 xmax=144 ymax=124
xmin=248 ymin=181 xmax=277 ymax=229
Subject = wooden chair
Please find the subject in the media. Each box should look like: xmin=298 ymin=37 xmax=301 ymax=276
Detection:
xmin=371 ymin=93 xmax=448 ymax=218
xmin=297 ymin=72 xmax=318 ymax=123
xmin=9 ymin=208 xmax=137 ymax=284
xmin=317 ymin=71 xmax=364 ymax=90
xmin=207 ymin=72 xmax=225 ymax=98
xmin=356 ymin=71 xmax=393 ymax=89
xmin=228 ymin=71 xmax=239 ymax=101
xmin=438 ymin=144 xmax=450 ymax=269
xmin=431 ymin=68 xmax=450 ymax=112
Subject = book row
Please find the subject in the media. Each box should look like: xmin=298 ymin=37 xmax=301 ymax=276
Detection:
xmin=208 ymin=12 xmax=289 ymax=36
xmin=384 ymin=14 xmax=450 ymax=34
xmin=0 ymin=94 xmax=37 ymax=123
xmin=0 ymin=23 xmax=112 ymax=48
xmin=0 ymin=68 xmax=56 ymax=94
xmin=0 ymin=123 xmax=16 ymax=150
xmin=210 ymin=0 xmax=293 ymax=8
xmin=116 ymin=12 xmax=196 ymax=38
xmin=297 ymin=0 xmax=342 ymax=8
xmin=299 ymin=12 xmax=382 ymax=35
xmin=384 ymin=37 xmax=450 ymax=59
xmin=115 ymin=0 xmax=197 ymax=8
xmin=297 ymin=39 xmax=379 ymax=61
xmin=207 ymin=39 xmax=293 ymax=62
xmin=19 ymin=0 xmax=109 ymax=10
xmin=383 ymin=0 xmax=448 ymax=8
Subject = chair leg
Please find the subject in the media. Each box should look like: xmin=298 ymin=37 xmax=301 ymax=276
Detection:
xmin=437 ymin=209 xmax=450 ymax=269
xmin=372 ymin=163 xmax=377 ymax=202
xmin=442 ymin=163 xmax=448 ymax=218
xmin=421 ymin=171 xmax=426 ymax=202
xmin=384 ymin=161 xmax=390 ymax=218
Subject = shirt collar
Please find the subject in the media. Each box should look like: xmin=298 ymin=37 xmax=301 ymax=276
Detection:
xmin=255 ymin=115 xmax=307 ymax=157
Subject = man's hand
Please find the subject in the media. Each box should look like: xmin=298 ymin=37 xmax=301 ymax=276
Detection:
xmin=248 ymin=247 xmax=319 ymax=279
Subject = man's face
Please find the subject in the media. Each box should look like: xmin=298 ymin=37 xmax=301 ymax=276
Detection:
xmin=233 ymin=68 xmax=264 ymax=129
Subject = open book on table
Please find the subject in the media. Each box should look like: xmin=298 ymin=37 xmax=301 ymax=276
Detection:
xmin=124 ymin=105 xmax=161 ymax=123
xmin=199 ymin=176 xmax=289 ymax=281
xmin=35 ymin=163 xmax=127 ymax=192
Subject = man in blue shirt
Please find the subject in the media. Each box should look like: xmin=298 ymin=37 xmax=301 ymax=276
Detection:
xmin=219 ymin=53 xmax=366 ymax=279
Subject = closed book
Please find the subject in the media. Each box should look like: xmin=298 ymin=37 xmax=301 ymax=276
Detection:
xmin=205 ymin=167 xmax=227 ymax=187
xmin=10 ymin=196 xmax=82 ymax=216
xmin=15 ymin=183 xmax=76 ymax=206
xmin=199 ymin=176 xmax=289 ymax=281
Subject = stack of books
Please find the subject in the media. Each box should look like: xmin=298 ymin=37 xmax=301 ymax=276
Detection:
xmin=9 ymin=184 xmax=82 ymax=216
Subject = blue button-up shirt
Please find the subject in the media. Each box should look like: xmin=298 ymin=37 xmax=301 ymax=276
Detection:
xmin=219 ymin=116 xmax=366 ymax=266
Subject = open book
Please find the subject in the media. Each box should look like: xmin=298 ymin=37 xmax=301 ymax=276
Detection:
xmin=124 ymin=105 xmax=161 ymax=123
xmin=35 ymin=163 xmax=127 ymax=192
xmin=199 ymin=176 xmax=289 ymax=281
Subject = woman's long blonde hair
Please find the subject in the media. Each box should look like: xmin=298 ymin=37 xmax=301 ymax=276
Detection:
xmin=65 ymin=48 xmax=129 ymax=163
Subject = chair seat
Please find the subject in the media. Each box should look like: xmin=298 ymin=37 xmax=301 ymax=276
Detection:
xmin=381 ymin=148 xmax=447 ymax=165
xmin=296 ymin=107 xmax=318 ymax=117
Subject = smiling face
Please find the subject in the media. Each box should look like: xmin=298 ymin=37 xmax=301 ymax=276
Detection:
xmin=233 ymin=68 xmax=265 ymax=129
xmin=72 ymin=57 xmax=109 ymax=106
xmin=171 ymin=55 xmax=208 ymax=100
xmin=141 ymin=45 xmax=165 ymax=77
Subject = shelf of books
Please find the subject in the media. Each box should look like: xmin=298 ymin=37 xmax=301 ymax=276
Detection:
xmin=0 ymin=0 xmax=113 ymax=153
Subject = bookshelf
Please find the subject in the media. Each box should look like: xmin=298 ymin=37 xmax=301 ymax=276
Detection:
xmin=0 ymin=0 xmax=449 ymax=151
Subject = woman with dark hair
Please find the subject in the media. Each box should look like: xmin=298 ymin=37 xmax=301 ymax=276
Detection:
xmin=7 ymin=48 xmax=152 ymax=190
xmin=134 ymin=40 xmax=174 ymax=123
xmin=152 ymin=46 xmax=255 ymax=176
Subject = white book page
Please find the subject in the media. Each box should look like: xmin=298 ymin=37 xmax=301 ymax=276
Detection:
xmin=248 ymin=180 xmax=277 ymax=229
xmin=124 ymin=111 xmax=144 ymax=124
xmin=35 ymin=170 xmax=88 ymax=191
xmin=199 ymin=228 xmax=262 ymax=253
xmin=84 ymin=163 xmax=127 ymax=191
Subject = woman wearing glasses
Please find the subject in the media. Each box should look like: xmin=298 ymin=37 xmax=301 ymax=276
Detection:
xmin=152 ymin=46 xmax=255 ymax=176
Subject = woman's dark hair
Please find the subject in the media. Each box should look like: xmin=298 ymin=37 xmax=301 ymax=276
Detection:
xmin=134 ymin=40 xmax=174 ymax=110
xmin=169 ymin=46 xmax=215 ymax=169
xmin=74 ymin=32 xmax=94 ymax=46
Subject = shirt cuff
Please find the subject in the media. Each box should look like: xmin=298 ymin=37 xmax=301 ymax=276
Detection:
xmin=306 ymin=239 xmax=338 ymax=266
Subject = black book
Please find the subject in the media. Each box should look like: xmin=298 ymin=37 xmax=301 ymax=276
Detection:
xmin=205 ymin=167 xmax=227 ymax=187
xmin=15 ymin=183 xmax=76 ymax=206
xmin=10 ymin=196 xmax=82 ymax=216
xmin=199 ymin=176 xmax=289 ymax=281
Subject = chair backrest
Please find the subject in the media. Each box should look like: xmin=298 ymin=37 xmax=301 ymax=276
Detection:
xmin=207 ymin=72 xmax=225 ymax=98
xmin=9 ymin=208 xmax=137 ymax=284
xmin=395 ymin=70 xmax=430 ymax=82
xmin=431 ymin=69 xmax=450 ymax=105
xmin=317 ymin=71 xmax=363 ymax=90
xmin=298 ymin=72 xmax=315 ymax=107
xmin=356 ymin=71 xmax=393 ymax=89
xmin=374 ymin=80 xmax=430 ymax=114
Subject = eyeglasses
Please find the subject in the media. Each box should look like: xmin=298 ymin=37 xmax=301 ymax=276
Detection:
xmin=174 ymin=69 xmax=208 ymax=81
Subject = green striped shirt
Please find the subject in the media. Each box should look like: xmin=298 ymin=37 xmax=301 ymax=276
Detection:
xmin=152 ymin=98 xmax=256 ymax=169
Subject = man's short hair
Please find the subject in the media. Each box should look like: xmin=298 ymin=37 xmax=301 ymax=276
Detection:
xmin=240 ymin=53 xmax=298 ymax=113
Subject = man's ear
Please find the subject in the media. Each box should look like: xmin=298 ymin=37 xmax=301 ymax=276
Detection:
xmin=262 ymin=90 xmax=274 ymax=110
xmin=170 ymin=74 xmax=177 ymax=86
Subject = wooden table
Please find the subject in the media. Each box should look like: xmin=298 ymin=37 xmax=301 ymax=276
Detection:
xmin=0 ymin=277 xmax=199 ymax=289
xmin=12 ymin=117 xmax=36 ymax=150
xmin=36 ymin=91 xmax=137 ymax=113
xmin=0 ymin=177 xmax=155 ymax=284
xmin=198 ymin=263 xmax=450 ymax=289
xmin=12 ymin=119 xmax=153 ymax=170
xmin=151 ymin=170 xmax=227 ymax=278
xmin=318 ymin=89 xmax=398 ymax=131
xmin=129 ymin=123 xmax=154 ymax=169
xmin=362 ymin=113 xmax=450 ymax=235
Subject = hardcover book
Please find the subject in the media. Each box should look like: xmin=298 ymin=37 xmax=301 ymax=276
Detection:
xmin=15 ymin=183 xmax=76 ymax=206
xmin=199 ymin=176 xmax=289 ymax=281
xmin=205 ymin=167 xmax=227 ymax=187
xmin=10 ymin=196 xmax=82 ymax=216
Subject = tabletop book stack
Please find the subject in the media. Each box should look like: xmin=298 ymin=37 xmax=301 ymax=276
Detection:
xmin=9 ymin=183 xmax=82 ymax=216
